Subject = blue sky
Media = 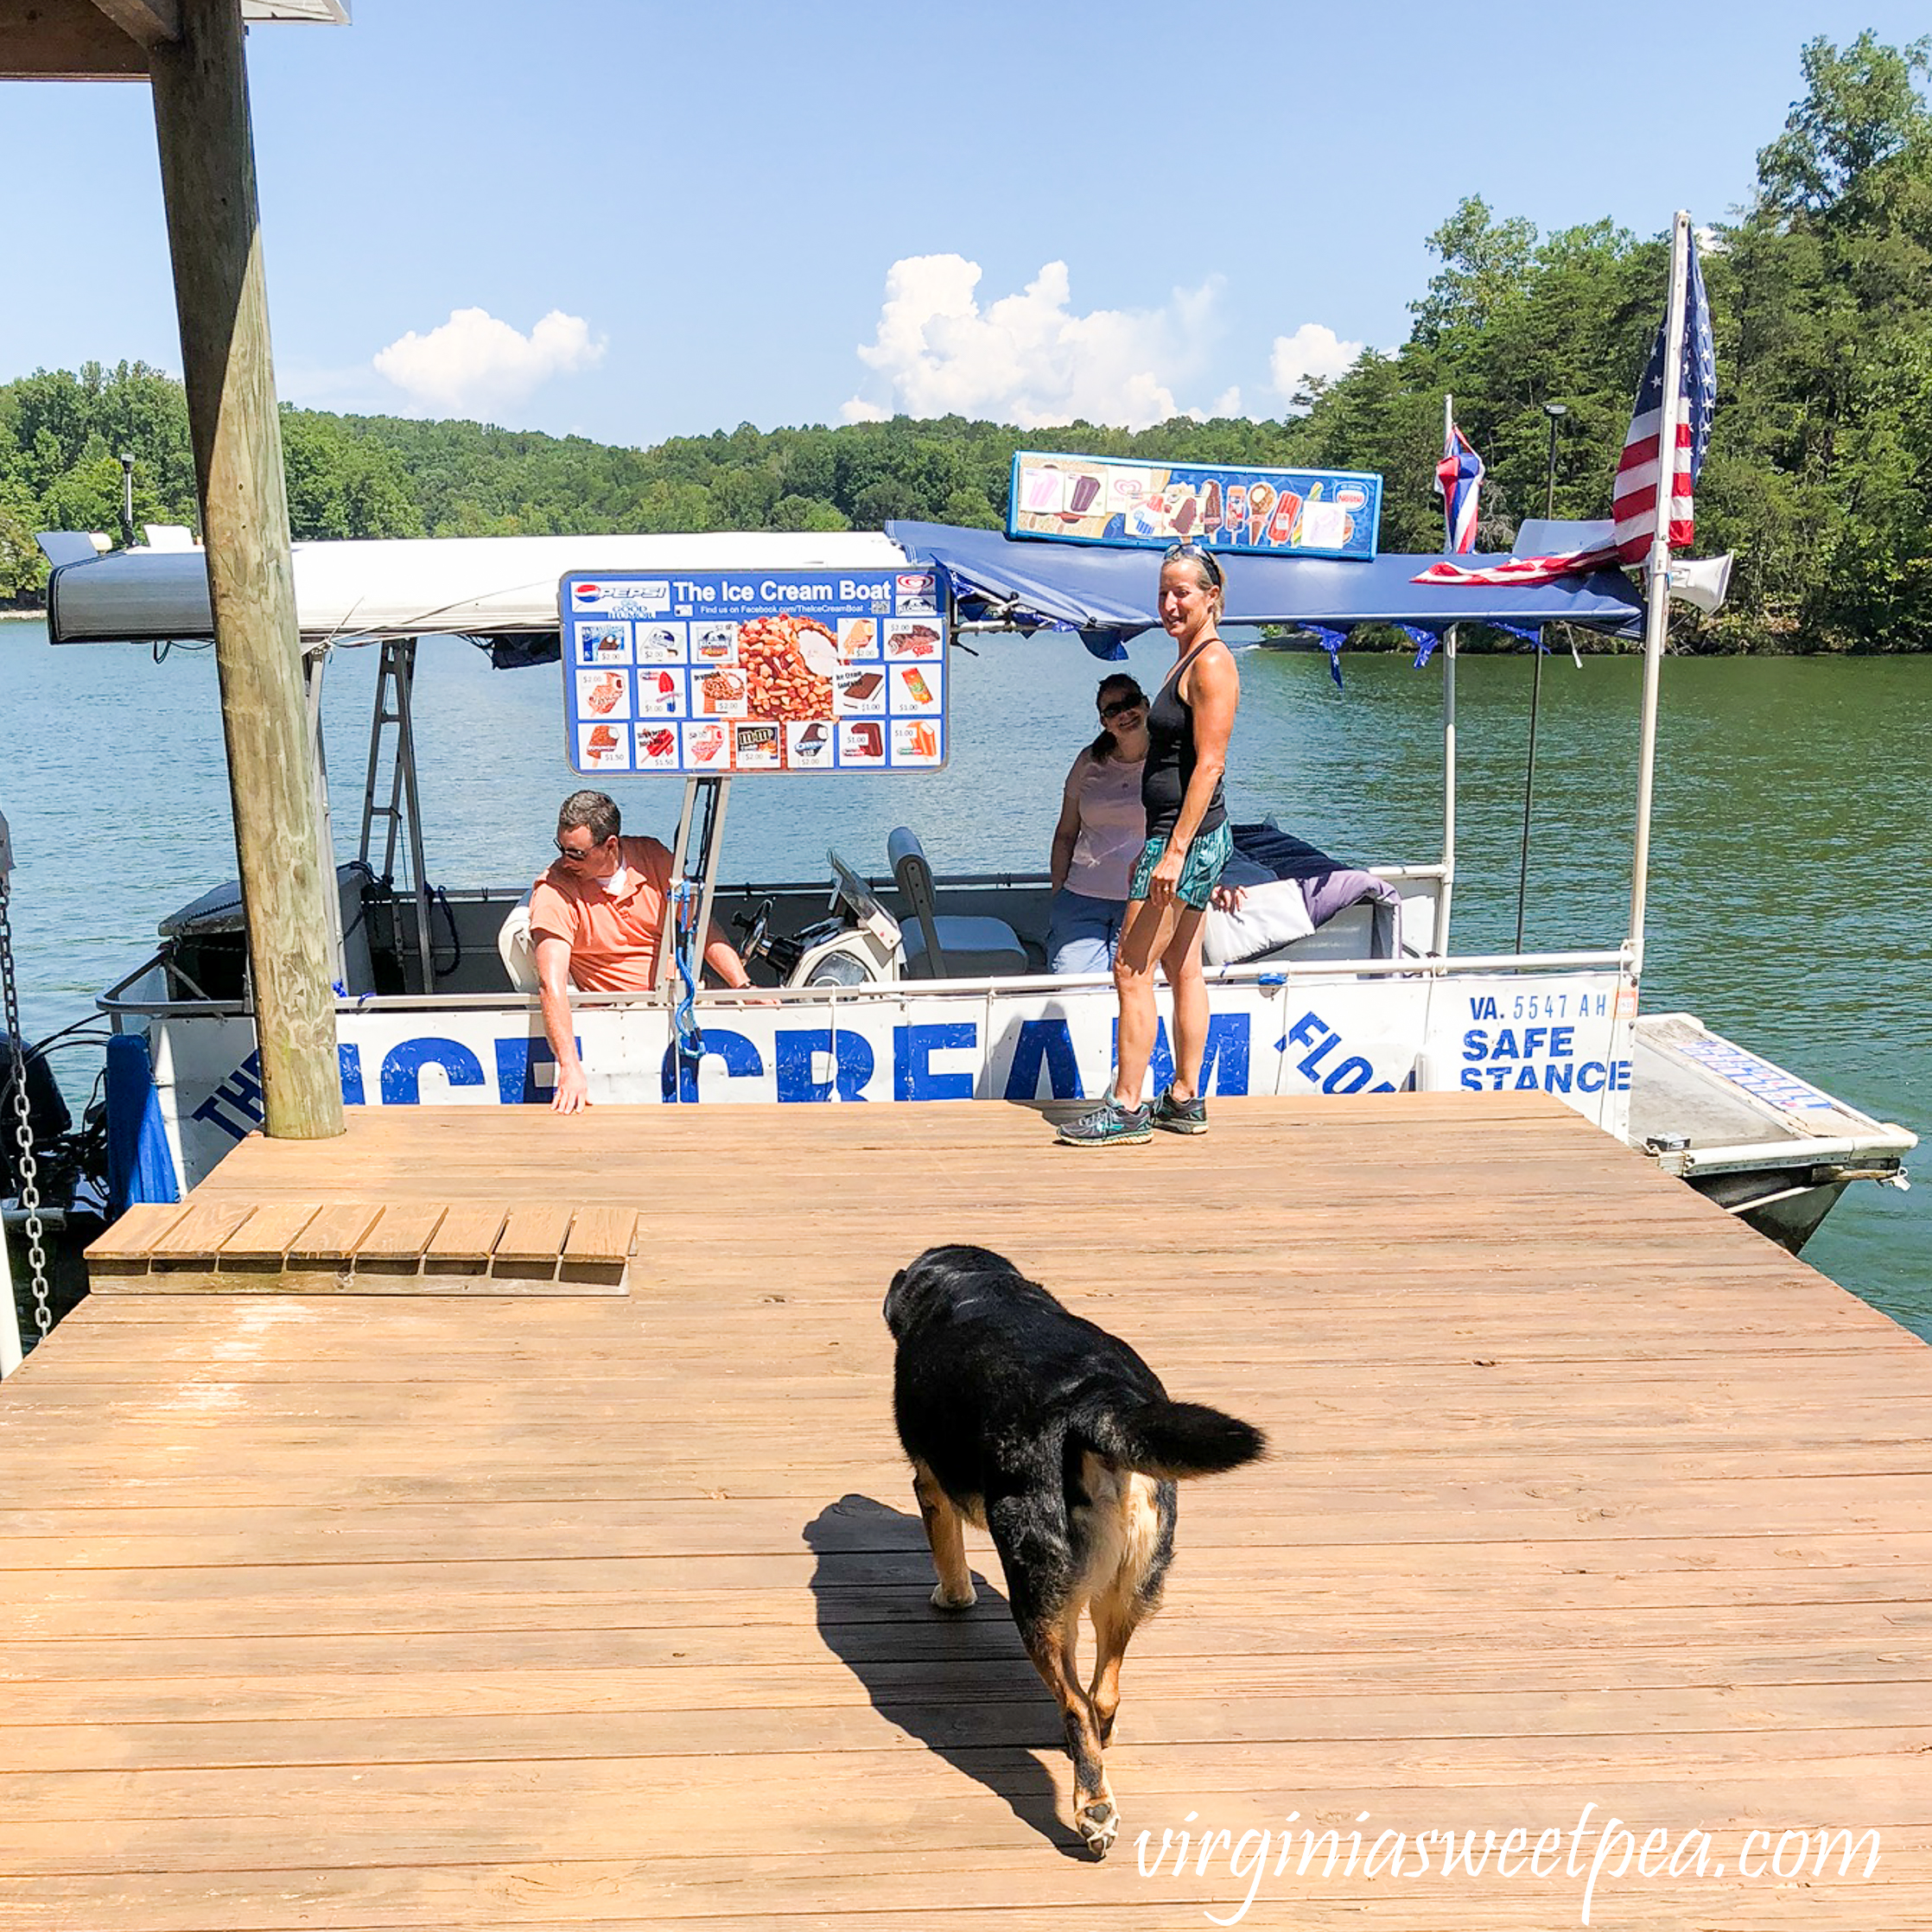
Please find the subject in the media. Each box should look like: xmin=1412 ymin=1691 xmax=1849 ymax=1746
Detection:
xmin=3 ymin=2 xmax=1926 ymax=447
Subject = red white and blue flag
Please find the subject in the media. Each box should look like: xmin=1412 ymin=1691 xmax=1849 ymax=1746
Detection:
xmin=1610 ymin=239 xmax=1715 ymax=562
xmin=1435 ymin=417 xmax=1484 ymax=553
xmin=1414 ymin=232 xmax=1714 ymax=588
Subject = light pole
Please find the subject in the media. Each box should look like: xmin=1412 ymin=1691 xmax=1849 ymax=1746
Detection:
xmin=118 ymin=451 xmax=136 ymax=550
xmin=1515 ymin=402 xmax=1569 ymax=953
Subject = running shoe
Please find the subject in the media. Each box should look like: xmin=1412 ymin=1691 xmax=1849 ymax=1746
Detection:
xmin=1054 ymin=1096 xmax=1153 ymax=1147
xmin=1151 ymin=1086 xmax=1209 ymax=1135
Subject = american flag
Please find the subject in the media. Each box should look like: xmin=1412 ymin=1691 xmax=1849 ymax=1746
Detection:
xmin=1435 ymin=417 xmax=1484 ymax=553
xmin=1611 ymin=239 xmax=1715 ymax=562
xmin=1413 ymin=229 xmax=1715 ymax=589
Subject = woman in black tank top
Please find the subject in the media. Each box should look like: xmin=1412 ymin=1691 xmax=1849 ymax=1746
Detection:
xmin=1057 ymin=542 xmax=1241 ymax=1147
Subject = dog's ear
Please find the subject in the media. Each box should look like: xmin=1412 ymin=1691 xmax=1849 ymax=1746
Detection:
xmin=883 ymin=1268 xmax=908 ymax=1330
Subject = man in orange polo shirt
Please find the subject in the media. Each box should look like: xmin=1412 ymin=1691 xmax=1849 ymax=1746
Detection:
xmin=530 ymin=790 xmax=753 ymax=1114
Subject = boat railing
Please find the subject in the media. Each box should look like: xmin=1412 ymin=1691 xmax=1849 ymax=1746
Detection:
xmin=96 ymin=943 xmax=1635 ymax=1021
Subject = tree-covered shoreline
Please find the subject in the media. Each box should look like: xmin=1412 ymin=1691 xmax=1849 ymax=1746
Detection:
xmin=4 ymin=32 xmax=1927 ymax=652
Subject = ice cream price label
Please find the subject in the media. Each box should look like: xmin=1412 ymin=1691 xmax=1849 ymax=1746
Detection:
xmin=560 ymin=568 xmax=947 ymax=777
xmin=1007 ymin=450 xmax=1382 ymax=562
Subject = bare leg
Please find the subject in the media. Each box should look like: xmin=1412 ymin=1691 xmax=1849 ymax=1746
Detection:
xmin=1111 ymin=898 xmax=1180 ymax=1106
xmin=911 ymin=1463 xmax=976 ymax=1611
xmin=1160 ymin=906 xmax=1210 ymax=1101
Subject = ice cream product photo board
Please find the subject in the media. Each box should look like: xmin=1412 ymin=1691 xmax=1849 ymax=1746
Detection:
xmin=559 ymin=567 xmax=948 ymax=776
xmin=1008 ymin=450 xmax=1382 ymax=562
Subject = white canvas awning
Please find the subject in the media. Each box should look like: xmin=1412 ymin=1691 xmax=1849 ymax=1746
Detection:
xmin=43 ymin=531 xmax=911 ymax=647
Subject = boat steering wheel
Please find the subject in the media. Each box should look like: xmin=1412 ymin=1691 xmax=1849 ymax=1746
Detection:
xmin=732 ymin=896 xmax=775 ymax=965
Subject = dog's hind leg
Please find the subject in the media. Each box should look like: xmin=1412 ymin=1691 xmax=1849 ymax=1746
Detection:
xmin=1087 ymin=1475 xmax=1175 ymax=1748
xmin=911 ymin=1461 xmax=976 ymax=1611
xmin=1025 ymin=1612 xmax=1117 ymax=1859
xmin=990 ymin=1514 xmax=1117 ymax=1858
xmin=1085 ymin=1591 xmax=1138 ymax=1750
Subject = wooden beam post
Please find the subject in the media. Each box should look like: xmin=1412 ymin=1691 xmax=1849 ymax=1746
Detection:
xmin=148 ymin=0 xmax=343 ymax=1141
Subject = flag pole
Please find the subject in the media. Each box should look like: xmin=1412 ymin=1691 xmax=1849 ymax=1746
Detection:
xmin=1625 ymin=211 xmax=1692 ymax=981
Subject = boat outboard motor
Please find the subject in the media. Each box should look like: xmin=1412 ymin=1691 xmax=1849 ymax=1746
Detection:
xmin=1 ymin=1032 xmax=69 ymax=1201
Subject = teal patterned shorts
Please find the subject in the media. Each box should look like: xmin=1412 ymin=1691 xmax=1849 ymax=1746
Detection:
xmin=1128 ymin=821 xmax=1233 ymax=911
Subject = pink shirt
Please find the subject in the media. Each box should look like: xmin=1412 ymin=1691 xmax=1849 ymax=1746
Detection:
xmin=1062 ymin=752 xmax=1147 ymax=901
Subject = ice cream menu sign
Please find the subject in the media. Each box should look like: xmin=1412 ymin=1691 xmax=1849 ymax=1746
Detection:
xmin=559 ymin=567 xmax=946 ymax=777
xmin=1008 ymin=451 xmax=1382 ymax=562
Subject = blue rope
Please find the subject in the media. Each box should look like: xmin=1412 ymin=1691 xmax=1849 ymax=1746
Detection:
xmin=670 ymin=880 xmax=704 ymax=1092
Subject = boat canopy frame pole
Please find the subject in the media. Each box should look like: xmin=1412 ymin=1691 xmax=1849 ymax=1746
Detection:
xmin=1627 ymin=212 xmax=1693 ymax=981
xmin=355 ymin=639 xmax=435 ymax=995
xmin=1434 ymin=626 xmax=1458 ymax=955
xmin=302 ymin=650 xmax=347 ymax=988
xmin=658 ymin=777 xmax=732 ymax=995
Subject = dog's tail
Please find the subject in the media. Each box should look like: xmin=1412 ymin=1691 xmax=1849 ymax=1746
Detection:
xmin=1087 ymin=1400 xmax=1266 ymax=1480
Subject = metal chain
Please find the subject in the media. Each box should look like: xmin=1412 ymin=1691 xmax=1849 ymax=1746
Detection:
xmin=0 ymin=875 xmax=54 ymax=1337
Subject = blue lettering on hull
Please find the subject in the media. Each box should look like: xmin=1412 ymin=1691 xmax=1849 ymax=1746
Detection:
xmin=1003 ymin=1019 xmax=1085 ymax=1103
xmin=1281 ymin=1009 xmax=1400 ymax=1094
xmin=776 ymin=1029 xmax=874 ymax=1103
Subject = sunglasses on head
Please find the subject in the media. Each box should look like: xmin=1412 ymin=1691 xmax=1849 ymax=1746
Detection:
xmin=1164 ymin=539 xmax=1224 ymax=588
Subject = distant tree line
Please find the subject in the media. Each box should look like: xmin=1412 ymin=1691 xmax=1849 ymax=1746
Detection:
xmin=3 ymin=33 xmax=1927 ymax=651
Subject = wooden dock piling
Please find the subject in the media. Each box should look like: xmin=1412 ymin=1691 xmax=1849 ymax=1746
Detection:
xmin=149 ymin=0 xmax=346 ymax=1144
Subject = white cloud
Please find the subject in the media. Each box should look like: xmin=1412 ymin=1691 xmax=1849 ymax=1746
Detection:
xmin=373 ymin=308 xmax=605 ymax=417
xmin=843 ymin=256 xmax=1221 ymax=430
xmin=1268 ymin=323 xmax=1365 ymax=411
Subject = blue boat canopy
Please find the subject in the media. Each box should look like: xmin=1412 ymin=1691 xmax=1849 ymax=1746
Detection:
xmin=887 ymin=519 xmax=1644 ymax=663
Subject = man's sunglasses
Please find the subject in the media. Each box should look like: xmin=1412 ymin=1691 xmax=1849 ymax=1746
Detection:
xmin=555 ymin=836 xmax=611 ymax=861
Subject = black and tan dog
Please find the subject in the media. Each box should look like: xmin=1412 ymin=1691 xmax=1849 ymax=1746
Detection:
xmin=884 ymin=1243 xmax=1265 ymax=1858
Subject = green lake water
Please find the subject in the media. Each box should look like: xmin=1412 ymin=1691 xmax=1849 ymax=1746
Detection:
xmin=3 ymin=618 xmax=1926 ymax=1336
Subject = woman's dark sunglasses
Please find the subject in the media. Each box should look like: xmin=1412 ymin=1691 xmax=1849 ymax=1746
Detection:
xmin=1101 ymin=695 xmax=1146 ymax=720
xmin=1163 ymin=539 xmax=1224 ymax=587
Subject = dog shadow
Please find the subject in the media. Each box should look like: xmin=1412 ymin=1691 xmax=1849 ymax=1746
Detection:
xmin=803 ymin=1492 xmax=1086 ymax=1859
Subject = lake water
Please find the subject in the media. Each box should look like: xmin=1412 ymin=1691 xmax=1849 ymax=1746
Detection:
xmin=3 ymin=617 xmax=1927 ymax=1337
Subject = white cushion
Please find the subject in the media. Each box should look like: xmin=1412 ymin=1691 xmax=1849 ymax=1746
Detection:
xmin=498 ymin=899 xmax=539 ymax=991
xmin=1202 ymin=879 xmax=1315 ymax=965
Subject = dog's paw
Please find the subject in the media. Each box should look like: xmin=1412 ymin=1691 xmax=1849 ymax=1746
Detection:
xmin=930 ymin=1582 xmax=977 ymax=1611
xmin=1077 ymin=1800 xmax=1118 ymax=1859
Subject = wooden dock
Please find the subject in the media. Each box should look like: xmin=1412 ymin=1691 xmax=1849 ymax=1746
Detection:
xmin=2 ymin=1094 xmax=1928 ymax=1929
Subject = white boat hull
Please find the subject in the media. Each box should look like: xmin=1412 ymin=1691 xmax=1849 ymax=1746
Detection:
xmin=136 ymin=966 xmax=1636 ymax=1192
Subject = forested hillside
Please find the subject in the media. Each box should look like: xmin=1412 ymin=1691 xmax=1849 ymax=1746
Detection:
xmin=3 ymin=32 xmax=1927 ymax=650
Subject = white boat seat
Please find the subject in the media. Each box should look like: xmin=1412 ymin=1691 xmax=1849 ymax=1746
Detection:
xmin=498 ymin=896 xmax=538 ymax=992
xmin=888 ymin=827 xmax=1030 ymax=980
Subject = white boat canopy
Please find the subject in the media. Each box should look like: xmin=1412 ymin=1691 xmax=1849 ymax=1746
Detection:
xmin=41 ymin=531 xmax=909 ymax=647
xmin=41 ymin=523 xmax=1646 ymax=657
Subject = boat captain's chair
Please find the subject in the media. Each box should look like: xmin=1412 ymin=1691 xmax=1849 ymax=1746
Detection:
xmin=887 ymin=827 xmax=1030 ymax=980
xmin=497 ymin=896 xmax=540 ymax=993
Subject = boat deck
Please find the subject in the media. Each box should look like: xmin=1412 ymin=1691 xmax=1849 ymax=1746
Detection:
xmin=2 ymin=1094 xmax=1929 ymax=1929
